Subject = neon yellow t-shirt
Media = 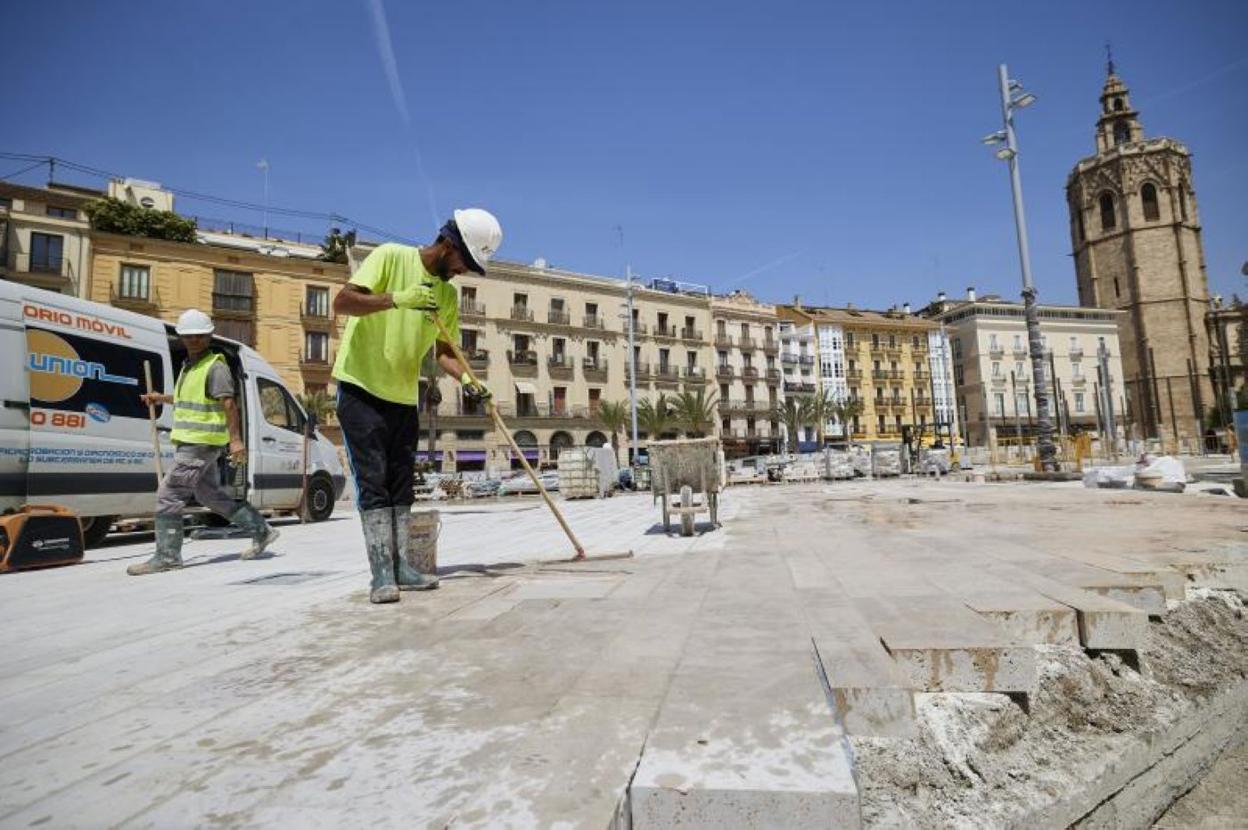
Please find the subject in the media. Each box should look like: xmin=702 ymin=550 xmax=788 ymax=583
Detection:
xmin=332 ymin=244 xmax=460 ymax=406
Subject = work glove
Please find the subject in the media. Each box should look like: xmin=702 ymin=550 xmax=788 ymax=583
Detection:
xmin=460 ymin=372 xmax=492 ymax=402
xmin=391 ymin=283 xmax=438 ymax=310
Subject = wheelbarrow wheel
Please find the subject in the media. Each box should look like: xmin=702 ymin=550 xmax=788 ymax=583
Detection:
xmin=679 ymin=485 xmax=694 ymax=537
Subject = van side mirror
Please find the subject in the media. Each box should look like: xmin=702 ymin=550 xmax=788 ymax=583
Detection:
xmin=305 ymin=413 xmax=318 ymax=433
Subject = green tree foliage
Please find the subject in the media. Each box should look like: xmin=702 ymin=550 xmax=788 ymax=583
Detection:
xmin=637 ymin=394 xmax=674 ymax=442
xmin=297 ymin=389 xmax=336 ymax=426
xmin=320 ymin=227 xmax=357 ymax=264
xmin=671 ymin=389 xmax=719 ymax=437
xmin=771 ymin=396 xmax=814 ymax=452
xmin=83 ymin=198 xmax=198 ymax=243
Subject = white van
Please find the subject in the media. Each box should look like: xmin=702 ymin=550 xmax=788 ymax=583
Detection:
xmin=0 ymin=282 xmax=345 ymax=546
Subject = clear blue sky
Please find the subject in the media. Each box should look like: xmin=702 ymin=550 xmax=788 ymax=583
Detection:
xmin=3 ymin=0 xmax=1245 ymax=307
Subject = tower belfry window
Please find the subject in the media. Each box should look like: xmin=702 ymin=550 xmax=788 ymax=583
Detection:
xmin=1112 ymin=97 xmax=1124 ymax=112
xmin=1141 ymin=183 xmax=1160 ymax=221
xmin=1099 ymin=193 xmax=1117 ymax=231
xmin=1113 ymin=121 xmax=1129 ymax=146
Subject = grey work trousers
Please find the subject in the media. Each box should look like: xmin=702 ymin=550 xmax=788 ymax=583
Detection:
xmin=155 ymin=444 xmax=239 ymax=518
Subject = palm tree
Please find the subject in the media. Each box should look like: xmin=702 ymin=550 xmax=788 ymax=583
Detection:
xmin=637 ymin=394 xmax=674 ymax=443
xmin=297 ymin=388 xmax=336 ymax=427
xmin=831 ymin=397 xmax=866 ymax=440
xmin=771 ymin=396 xmax=813 ymax=454
xmin=806 ymin=390 xmax=837 ymax=447
xmin=595 ymin=400 xmax=631 ymax=464
xmin=671 ymin=388 xmax=719 ymax=437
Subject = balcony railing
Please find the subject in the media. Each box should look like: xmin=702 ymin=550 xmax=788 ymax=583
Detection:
xmin=583 ymin=358 xmax=608 ymax=378
xmin=508 ymin=349 xmax=538 ymax=365
xmin=872 ymin=369 xmax=901 ymax=381
xmin=629 ymin=320 xmax=648 ymax=335
xmin=466 ymin=349 xmax=489 ymax=370
xmin=655 ymin=365 xmax=681 ymax=382
xmin=625 ymin=361 xmax=652 ymax=379
xmin=1012 ymin=346 xmax=1028 ymax=359
xmin=988 ymin=345 xmax=1005 ymax=358
xmin=765 ymin=369 xmax=781 ymax=383
xmin=299 ymin=350 xmax=331 ymax=368
xmin=460 ymin=300 xmax=486 ymax=317
xmin=654 ymin=324 xmax=679 ymax=339
xmin=300 ymin=302 xmax=331 ymax=320
xmin=714 ymin=333 xmax=734 ymax=348
xmin=780 ymin=353 xmax=798 ymax=364
xmin=510 ymin=305 xmax=534 ymax=322
xmin=846 ymin=369 xmax=864 ymax=381
xmin=738 ymin=336 xmax=757 ymax=351
xmin=741 ymin=366 xmax=759 ymax=380
xmin=110 ymin=285 xmax=158 ymax=310
xmin=29 ymin=256 xmax=64 ymax=274
xmin=990 ymin=374 xmax=1007 ymax=386
xmin=547 ymin=309 xmax=571 ymax=326
xmin=583 ymin=313 xmax=605 ymax=329
xmin=1071 ymin=375 xmax=1087 ymax=386
xmin=762 ymin=337 xmax=779 ymax=354
xmin=680 ymin=327 xmax=702 ymax=341
xmin=1069 ymin=346 xmax=1084 ymax=359
xmin=548 ymin=355 xmax=574 ymax=375
xmin=683 ymin=366 xmax=706 ymax=382
xmin=715 ymin=365 xmax=735 ymax=378
xmin=913 ymin=370 xmax=930 ymax=381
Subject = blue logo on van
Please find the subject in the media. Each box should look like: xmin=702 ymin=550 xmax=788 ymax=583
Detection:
xmin=85 ymin=402 xmax=111 ymax=424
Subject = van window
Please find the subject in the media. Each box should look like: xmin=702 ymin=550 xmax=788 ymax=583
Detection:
xmin=26 ymin=326 xmax=165 ymax=420
xmin=258 ymin=378 xmax=303 ymax=434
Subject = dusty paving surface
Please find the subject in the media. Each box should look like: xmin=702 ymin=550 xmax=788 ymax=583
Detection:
xmin=0 ymin=479 xmax=1244 ymax=827
xmin=1154 ymin=737 xmax=1248 ymax=828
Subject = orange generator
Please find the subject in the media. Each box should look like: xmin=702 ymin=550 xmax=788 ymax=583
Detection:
xmin=0 ymin=504 xmax=85 ymax=573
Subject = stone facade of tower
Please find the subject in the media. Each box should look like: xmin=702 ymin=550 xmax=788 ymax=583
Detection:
xmin=1066 ymin=68 xmax=1213 ymax=447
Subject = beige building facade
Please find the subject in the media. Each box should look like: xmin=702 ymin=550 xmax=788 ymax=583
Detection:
xmin=923 ymin=291 xmax=1127 ymax=447
xmin=1066 ymin=67 xmax=1213 ymax=445
xmin=710 ymin=291 xmax=783 ymax=456
xmin=0 ymin=181 xmax=98 ymax=297
xmin=414 ymin=259 xmax=715 ymax=472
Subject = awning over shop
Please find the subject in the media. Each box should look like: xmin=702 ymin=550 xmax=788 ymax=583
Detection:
xmin=456 ymin=450 xmax=487 ymax=462
xmin=413 ymin=450 xmax=444 ymax=460
xmin=508 ymin=448 xmax=540 ymax=460
xmin=514 ymin=381 xmax=538 ymax=395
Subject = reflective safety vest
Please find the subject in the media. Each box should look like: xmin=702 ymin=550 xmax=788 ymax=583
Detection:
xmin=170 ymin=352 xmax=230 ymax=446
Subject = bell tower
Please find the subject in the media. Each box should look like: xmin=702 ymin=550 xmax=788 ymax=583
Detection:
xmin=1066 ymin=58 xmax=1212 ymax=447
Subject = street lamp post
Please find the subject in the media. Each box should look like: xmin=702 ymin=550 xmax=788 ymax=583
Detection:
xmin=256 ymin=158 xmax=270 ymax=240
xmin=625 ymin=267 xmax=640 ymax=469
xmin=982 ymin=64 xmax=1058 ymax=470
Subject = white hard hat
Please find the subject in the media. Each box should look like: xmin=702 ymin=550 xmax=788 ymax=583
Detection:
xmin=453 ymin=208 xmax=502 ymax=274
xmin=175 ymin=308 xmax=214 ymax=336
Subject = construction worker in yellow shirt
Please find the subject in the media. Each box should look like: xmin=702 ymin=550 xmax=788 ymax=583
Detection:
xmin=333 ymin=208 xmax=501 ymax=604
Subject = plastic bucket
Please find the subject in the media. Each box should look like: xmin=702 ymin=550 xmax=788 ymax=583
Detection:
xmin=406 ymin=508 xmax=441 ymax=574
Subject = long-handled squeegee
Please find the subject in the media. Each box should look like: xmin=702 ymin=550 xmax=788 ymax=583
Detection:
xmin=426 ymin=311 xmax=631 ymax=564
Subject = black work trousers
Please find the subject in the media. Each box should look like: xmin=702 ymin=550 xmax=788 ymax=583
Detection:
xmin=337 ymin=381 xmax=420 ymax=511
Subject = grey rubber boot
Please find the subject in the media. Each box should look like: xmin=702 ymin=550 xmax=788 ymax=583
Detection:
xmin=230 ymin=504 xmax=279 ymax=560
xmin=392 ymin=507 xmax=439 ymax=591
xmin=127 ymin=515 xmax=185 ymax=575
xmin=360 ymin=507 xmax=399 ymax=604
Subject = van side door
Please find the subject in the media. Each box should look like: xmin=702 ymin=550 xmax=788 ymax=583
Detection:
xmin=252 ymin=376 xmax=305 ymax=509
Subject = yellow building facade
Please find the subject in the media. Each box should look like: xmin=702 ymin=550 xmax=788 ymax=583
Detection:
xmin=88 ymin=232 xmax=350 ymax=399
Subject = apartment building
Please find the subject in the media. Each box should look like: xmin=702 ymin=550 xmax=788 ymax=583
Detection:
xmin=89 ymin=232 xmax=351 ymax=402
xmin=0 ymin=181 xmax=98 ymax=297
xmin=414 ymin=258 xmax=715 ymax=473
xmin=922 ymin=289 xmax=1127 ymax=447
xmin=710 ymin=291 xmax=783 ymax=456
xmin=778 ymin=303 xmax=954 ymax=445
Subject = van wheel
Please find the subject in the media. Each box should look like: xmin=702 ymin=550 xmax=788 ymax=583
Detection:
xmin=80 ymin=515 xmax=116 ymax=548
xmin=307 ymin=476 xmax=335 ymax=522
